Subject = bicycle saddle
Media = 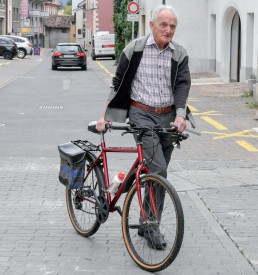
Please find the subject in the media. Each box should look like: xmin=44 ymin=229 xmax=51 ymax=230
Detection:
xmin=88 ymin=121 xmax=99 ymax=134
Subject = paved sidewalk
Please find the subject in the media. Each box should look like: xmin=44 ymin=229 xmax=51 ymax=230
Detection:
xmin=0 ymin=157 xmax=257 ymax=275
xmin=0 ymin=50 xmax=257 ymax=274
xmin=0 ymin=51 xmax=45 ymax=90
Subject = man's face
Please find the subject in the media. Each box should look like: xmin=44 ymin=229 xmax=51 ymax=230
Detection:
xmin=150 ymin=9 xmax=177 ymax=49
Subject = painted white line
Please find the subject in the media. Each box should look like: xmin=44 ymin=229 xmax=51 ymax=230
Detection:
xmin=63 ymin=79 xmax=71 ymax=90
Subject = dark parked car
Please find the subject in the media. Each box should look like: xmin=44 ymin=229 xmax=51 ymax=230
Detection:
xmin=0 ymin=36 xmax=18 ymax=60
xmin=51 ymin=43 xmax=87 ymax=70
xmin=1 ymin=35 xmax=33 ymax=58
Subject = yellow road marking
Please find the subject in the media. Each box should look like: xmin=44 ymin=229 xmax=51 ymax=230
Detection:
xmin=188 ymin=104 xmax=198 ymax=112
xmin=96 ymin=61 xmax=114 ymax=77
xmin=203 ymin=129 xmax=258 ymax=140
xmin=201 ymin=116 xmax=228 ymax=130
xmin=236 ymin=140 xmax=258 ymax=152
xmin=189 ymin=98 xmax=198 ymax=102
xmin=193 ymin=111 xmax=222 ymax=116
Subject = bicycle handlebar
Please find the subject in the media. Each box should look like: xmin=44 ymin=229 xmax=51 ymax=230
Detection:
xmin=88 ymin=121 xmax=189 ymax=142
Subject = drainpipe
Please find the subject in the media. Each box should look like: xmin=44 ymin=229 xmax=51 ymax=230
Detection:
xmin=6 ymin=0 xmax=8 ymax=34
xmin=162 ymin=0 xmax=166 ymax=4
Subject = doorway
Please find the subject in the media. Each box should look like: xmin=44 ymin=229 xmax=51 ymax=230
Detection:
xmin=230 ymin=12 xmax=241 ymax=82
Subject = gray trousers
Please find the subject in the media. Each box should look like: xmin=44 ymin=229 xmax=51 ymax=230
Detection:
xmin=129 ymin=105 xmax=176 ymax=222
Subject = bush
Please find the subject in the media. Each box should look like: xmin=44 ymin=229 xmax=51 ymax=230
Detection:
xmin=113 ymin=0 xmax=138 ymax=63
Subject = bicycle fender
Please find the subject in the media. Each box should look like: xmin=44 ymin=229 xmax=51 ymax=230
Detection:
xmin=86 ymin=151 xmax=105 ymax=190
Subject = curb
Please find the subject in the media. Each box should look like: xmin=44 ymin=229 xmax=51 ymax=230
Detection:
xmin=191 ymin=77 xmax=223 ymax=85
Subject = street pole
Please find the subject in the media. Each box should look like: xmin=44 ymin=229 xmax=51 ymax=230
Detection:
xmin=132 ymin=20 xmax=134 ymax=41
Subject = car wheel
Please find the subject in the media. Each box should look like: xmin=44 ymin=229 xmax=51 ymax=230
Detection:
xmin=52 ymin=64 xmax=57 ymax=70
xmin=17 ymin=49 xmax=26 ymax=59
xmin=81 ymin=65 xmax=87 ymax=70
xmin=3 ymin=51 xmax=13 ymax=60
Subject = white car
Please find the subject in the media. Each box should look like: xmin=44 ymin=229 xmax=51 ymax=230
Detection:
xmin=0 ymin=35 xmax=33 ymax=58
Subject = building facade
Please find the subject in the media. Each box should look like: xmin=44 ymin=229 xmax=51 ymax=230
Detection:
xmin=138 ymin=0 xmax=258 ymax=83
xmin=74 ymin=0 xmax=86 ymax=48
xmin=0 ymin=0 xmax=7 ymax=35
xmin=83 ymin=0 xmax=114 ymax=46
xmin=44 ymin=0 xmax=61 ymax=16
xmin=23 ymin=0 xmax=48 ymax=47
xmin=44 ymin=15 xmax=73 ymax=48
xmin=1 ymin=0 xmax=60 ymax=47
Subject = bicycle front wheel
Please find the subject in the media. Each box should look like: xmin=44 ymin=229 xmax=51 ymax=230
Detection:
xmin=66 ymin=153 xmax=105 ymax=237
xmin=122 ymin=174 xmax=184 ymax=272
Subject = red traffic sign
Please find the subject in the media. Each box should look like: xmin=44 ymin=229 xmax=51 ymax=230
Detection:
xmin=127 ymin=1 xmax=140 ymax=14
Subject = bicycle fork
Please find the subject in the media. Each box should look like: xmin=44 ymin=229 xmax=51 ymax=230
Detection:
xmin=135 ymin=144 xmax=159 ymax=225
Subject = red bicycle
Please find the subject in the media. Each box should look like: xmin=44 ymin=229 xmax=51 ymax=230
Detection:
xmin=64 ymin=121 xmax=188 ymax=272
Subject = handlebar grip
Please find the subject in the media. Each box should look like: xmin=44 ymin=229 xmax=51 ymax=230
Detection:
xmin=107 ymin=122 xmax=131 ymax=131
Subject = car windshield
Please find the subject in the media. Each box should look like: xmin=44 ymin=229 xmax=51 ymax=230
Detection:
xmin=56 ymin=45 xmax=81 ymax=53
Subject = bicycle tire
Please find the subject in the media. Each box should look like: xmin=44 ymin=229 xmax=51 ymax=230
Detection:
xmin=66 ymin=152 xmax=105 ymax=237
xmin=122 ymin=173 xmax=184 ymax=272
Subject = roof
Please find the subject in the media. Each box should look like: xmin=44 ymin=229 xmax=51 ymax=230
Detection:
xmin=44 ymin=15 xmax=74 ymax=28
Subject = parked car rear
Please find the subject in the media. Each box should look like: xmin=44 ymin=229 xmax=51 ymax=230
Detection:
xmin=0 ymin=37 xmax=18 ymax=60
xmin=0 ymin=35 xmax=33 ymax=58
xmin=51 ymin=43 xmax=87 ymax=70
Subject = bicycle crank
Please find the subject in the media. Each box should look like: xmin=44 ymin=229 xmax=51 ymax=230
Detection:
xmin=95 ymin=194 xmax=109 ymax=224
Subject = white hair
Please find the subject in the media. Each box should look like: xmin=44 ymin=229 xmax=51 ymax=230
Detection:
xmin=151 ymin=5 xmax=179 ymax=24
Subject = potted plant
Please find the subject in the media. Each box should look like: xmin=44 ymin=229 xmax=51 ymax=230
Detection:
xmin=248 ymin=73 xmax=257 ymax=95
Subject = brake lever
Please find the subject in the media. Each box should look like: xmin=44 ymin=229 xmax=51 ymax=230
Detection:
xmin=172 ymin=141 xmax=181 ymax=149
xmin=121 ymin=130 xmax=135 ymax=136
xmin=170 ymin=122 xmax=201 ymax=136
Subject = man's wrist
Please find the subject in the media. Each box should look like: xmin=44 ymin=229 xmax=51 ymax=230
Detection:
xmin=176 ymin=108 xmax=186 ymax=119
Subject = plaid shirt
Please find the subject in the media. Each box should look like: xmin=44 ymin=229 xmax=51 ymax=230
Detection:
xmin=130 ymin=34 xmax=175 ymax=108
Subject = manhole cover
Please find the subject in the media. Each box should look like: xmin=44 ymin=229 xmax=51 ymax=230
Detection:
xmin=39 ymin=106 xmax=63 ymax=109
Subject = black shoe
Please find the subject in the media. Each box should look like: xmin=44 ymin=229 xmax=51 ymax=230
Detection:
xmin=138 ymin=226 xmax=167 ymax=250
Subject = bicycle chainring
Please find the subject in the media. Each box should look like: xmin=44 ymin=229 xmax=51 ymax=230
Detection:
xmin=95 ymin=194 xmax=109 ymax=224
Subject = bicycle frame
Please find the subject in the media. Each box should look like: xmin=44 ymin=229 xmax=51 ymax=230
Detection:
xmin=84 ymin=130 xmax=158 ymax=222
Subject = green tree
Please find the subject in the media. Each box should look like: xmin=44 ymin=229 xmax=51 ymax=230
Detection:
xmin=67 ymin=0 xmax=72 ymax=6
xmin=113 ymin=0 xmax=138 ymax=63
xmin=63 ymin=5 xmax=72 ymax=15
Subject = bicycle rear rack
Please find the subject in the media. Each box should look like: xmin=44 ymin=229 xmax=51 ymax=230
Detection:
xmin=72 ymin=140 xmax=100 ymax=152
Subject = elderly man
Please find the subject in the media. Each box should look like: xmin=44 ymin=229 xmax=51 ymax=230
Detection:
xmin=96 ymin=4 xmax=195 ymax=249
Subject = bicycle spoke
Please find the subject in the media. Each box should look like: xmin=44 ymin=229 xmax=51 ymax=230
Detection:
xmin=66 ymin=153 xmax=104 ymax=237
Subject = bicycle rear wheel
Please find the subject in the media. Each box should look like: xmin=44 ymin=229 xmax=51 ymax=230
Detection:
xmin=122 ymin=174 xmax=184 ymax=272
xmin=66 ymin=153 xmax=105 ymax=237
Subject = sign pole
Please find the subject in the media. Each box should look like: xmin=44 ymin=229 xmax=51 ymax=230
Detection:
xmin=132 ymin=21 xmax=134 ymax=41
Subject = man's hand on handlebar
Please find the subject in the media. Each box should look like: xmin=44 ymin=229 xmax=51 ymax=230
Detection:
xmin=173 ymin=116 xmax=187 ymax=133
xmin=96 ymin=118 xmax=110 ymax=132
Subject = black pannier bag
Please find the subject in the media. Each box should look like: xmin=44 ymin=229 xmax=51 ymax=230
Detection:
xmin=58 ymin=142 xmax=86 ymax=189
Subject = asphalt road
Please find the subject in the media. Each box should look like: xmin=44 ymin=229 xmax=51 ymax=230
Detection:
xmin=0 ymin=50 xmax=257 ymax=274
